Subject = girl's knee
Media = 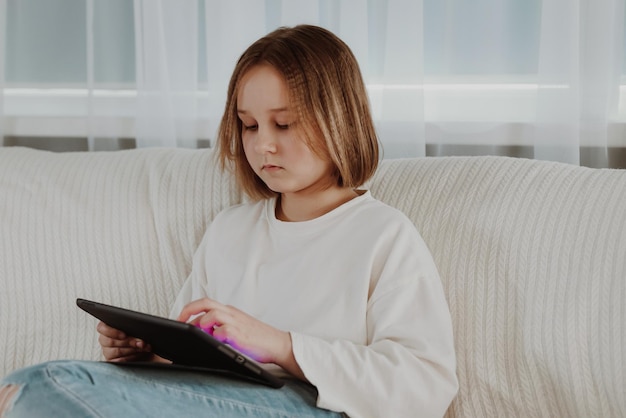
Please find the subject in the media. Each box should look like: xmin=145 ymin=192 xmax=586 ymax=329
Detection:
xmin=0 ymin=384 xmax=21 ymax=417
xmin=0 ymin=360 xmax=76 ymax=417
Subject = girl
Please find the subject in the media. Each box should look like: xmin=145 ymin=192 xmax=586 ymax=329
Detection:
xmin=0 ymin=25 xmax=458 ymax=417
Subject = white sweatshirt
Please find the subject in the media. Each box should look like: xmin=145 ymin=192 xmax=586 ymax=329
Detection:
xmin=170 ymin=191 xmax=458 ymax=418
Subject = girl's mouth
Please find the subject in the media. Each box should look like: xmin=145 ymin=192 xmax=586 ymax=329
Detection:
xmin=262 ymin=164 xmax=281 ymax=171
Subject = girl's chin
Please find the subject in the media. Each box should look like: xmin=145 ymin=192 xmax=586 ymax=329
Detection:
xmin=260 ymin=180 xmax=288 ymax=194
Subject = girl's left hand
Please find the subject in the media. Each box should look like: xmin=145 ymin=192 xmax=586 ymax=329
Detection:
xmin=177 ymin=298 xmax=292 ymax=366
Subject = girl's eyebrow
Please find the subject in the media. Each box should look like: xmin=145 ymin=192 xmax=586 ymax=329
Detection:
xmin=237 ymin=108 xmax=290 ymax=115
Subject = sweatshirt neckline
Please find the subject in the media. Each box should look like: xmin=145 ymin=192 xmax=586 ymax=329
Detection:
xmin=265 ymin=190 xmax=371 ymax=235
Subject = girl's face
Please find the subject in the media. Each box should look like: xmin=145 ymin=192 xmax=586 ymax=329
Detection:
xmin=237 ymin=64 xmax=335 ymax=197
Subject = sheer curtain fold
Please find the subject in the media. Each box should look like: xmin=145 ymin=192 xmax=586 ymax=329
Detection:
xmin=533 ymin=0 xmax=581 ymax=164
xmin=133 ymin=0 xmax=199 ymax=148
xmin=376 ymin=0 xmax=425 ymax=158
xmin=203 ymin=0 xmax=266 ymax=139
xmin=533 ymin=0 xmax=624 ymax=165
xmin=0 ymin=0 xmax=5 ymax=143
xmin=86 ymin=0 xmax=95 ymax=150
xmin=577 ymin=0 xmax=624 ymax=165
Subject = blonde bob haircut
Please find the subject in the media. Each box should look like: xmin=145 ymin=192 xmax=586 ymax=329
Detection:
xmin=217 ymin=24 xmax=380 ymax=200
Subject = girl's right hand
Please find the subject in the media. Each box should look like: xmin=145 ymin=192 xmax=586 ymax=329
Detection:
xmin=97 ymin=321 xmax=154 ymax=362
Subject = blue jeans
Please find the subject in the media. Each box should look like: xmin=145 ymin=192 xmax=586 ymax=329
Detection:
xmin=1 ymin=360 xmax=343 ymax=417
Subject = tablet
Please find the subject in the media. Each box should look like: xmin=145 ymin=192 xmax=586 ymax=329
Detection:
xmin=76 ymin=298 xmax=284 ymax=388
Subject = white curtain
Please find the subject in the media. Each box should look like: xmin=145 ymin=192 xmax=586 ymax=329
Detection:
xmin=421 ymin=0 xmax=624 ymax=166
xmin=132 ymin=0 xmax=200 ymax=148
xmin=1 ymin=0 xmax=625 ymax=166
xmin=0 ymin=0 xmax=5 ymax=143
xmin=530 ymin=0 xmax=624 ymax=166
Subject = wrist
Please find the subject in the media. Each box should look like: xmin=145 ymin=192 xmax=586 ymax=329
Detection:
xmin=274 ymin=331 xmax=307 ymax=381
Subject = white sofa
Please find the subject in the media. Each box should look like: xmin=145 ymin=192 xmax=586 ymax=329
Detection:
xmin=1 ymin=146 xmax=624 ymax=417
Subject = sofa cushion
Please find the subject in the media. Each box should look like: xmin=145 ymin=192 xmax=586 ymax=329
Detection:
xmin=371 ymin=156 xmax=626 ymax=418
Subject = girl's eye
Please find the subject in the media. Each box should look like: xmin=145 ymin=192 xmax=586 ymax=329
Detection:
xmin=276 ymin=123 xmax=289 ymax=130
xmin=244 ymin=124 xmax=258 ymax=131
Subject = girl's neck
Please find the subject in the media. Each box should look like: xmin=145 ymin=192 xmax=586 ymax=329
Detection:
xmin=276 ymin=188 xmax=359 ymax=222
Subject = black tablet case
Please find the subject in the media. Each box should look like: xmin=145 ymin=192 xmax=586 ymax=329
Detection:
xmin=76 ymin=298 xmax=284 ymax=388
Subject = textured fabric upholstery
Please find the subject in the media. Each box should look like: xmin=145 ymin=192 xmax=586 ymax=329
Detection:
xmin=1 ymin=148 xmax=624 ymax=417
xmin=372 ymin=157 xmax=626 ymax=417
xmin=0 ymin=147 xmax=241 ymax=371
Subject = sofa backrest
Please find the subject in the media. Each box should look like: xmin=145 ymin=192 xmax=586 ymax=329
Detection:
xmin=0 ymin=147 xmax=241 ymax=374
xmin=371 ymin=156 xmax=626 ymax=417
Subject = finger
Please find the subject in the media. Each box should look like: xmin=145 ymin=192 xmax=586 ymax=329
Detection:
xmin=98 ymin=332 xmax=147 ymax=350
xmin=210 ymin=323 xmax=237 ymax=344
xmin=96 ymin=321 xmax=126 ymax=340
xmin=177 ymin=297 xmax=223 ymax=322
xmin=103 ymin=346 xmax=141 ymax=362
xmin=195 ymin=310 xmax=234 ymax=334
xmin=103 ymin=341 xmax=152 ymax=360
xmin=108 ymin=355 xmax=139 ymax=363
xmin=97 ymin=322 xmax=149 ymax=350
xmin=107 ymin=351 xmax=151 ymax=363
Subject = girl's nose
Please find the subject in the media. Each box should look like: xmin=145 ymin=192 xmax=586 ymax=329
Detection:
xmin=255 ymin=128 xmax=277 ymax=153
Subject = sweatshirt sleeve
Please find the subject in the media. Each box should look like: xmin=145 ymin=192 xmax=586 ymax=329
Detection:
xmin=291 ymin=227 xmax=459 ymax=418
xmin=168 ymin=228 xmax=212 ymax=319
